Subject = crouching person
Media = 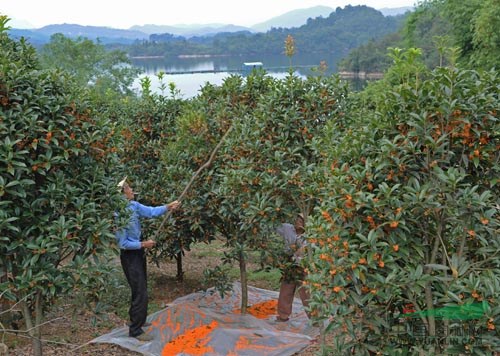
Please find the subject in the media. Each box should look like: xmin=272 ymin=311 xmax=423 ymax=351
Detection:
xmin=275 ymin=213 xmax=311 ymax=322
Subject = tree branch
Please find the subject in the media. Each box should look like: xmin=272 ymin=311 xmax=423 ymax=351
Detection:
xmin=151 ymin=125 xmax=234 ymax=241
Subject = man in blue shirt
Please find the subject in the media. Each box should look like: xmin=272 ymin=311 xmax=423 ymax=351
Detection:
xmin=116 ymin=177 xmax=180 ymax=342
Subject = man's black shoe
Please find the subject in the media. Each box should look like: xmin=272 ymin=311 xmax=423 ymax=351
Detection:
xmin=127 ymin=321 xmax=152 ymax=327
xmin=134 ymin=333 xmax=154 ymax=342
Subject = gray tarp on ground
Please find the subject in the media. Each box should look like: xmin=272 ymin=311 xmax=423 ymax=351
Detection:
xmin=91 ymin=282 xmax=318 ymax=356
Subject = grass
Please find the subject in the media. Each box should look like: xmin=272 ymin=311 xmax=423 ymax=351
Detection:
xmin=188 ymin=240 xmax=225 ymax=258
xmin=189 ymin=239 xmax=283 ymax=291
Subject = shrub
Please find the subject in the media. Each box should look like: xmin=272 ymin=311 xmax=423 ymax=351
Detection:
xmin=0 ymin=18 xmax=122 ymax=355
xmin=307 ymin=55 xmax=499 ymax=354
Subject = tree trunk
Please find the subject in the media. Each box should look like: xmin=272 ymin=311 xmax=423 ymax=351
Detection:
xmin=423 ymin=219 xmax=440 ymax=342
xmin=33 ymin=291 xmax=42 ymax=356
xmin=239 ymin=250 xmax=248 ymax=314
xmin=20 ymin=292 xmax=43 ymax=356
xmin=424 ymin=284 xmax=435 ymax=336
xmin=176 ymin=252 xmax=183 ymax=281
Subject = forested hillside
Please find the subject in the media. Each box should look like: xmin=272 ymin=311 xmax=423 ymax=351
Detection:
xmin=127 ymin=5 xmax=407 ymax=57
xmin=339 ymin=0 xmax=500 ymax=72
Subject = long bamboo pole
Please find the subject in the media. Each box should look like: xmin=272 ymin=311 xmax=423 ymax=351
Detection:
xmin=151 ymin=124 xmax=233 ymax=241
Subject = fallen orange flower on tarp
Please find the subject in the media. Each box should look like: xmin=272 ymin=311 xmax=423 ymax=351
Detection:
xmin=92 ymin=282 xmax=318 ymax=356
xmin=234 ymin=299 xmax=278 ymax=319
xmin=162 ymin=320 xmax=218 ymax=355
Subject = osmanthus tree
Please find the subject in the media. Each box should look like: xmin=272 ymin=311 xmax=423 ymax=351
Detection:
xmin=116 ymin=74 xmax=259 ymax=281
xmin=114 ymin=72 xmax=274 ymax=285
xmin=112 ymin=76 xmax=193 ymax=278
xmin=305 ymin=49 xmax=499 ymax=354
xmin=147 ymin=71 xmax=281 ymax=308
xmin=155 ymin=73 xmax=277 ymax=290
xmin=0 ymin=19 xmax=123 ymax=355
xmin=202 ymin=69 xmax=350 ymax=312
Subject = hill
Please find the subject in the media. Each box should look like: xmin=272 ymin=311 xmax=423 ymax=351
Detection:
xmin=251 ymin=6 xmax=334 ymax=32
xmin=126 ymin=5 xmax=408 ymax=58
xmin=130 ymin=23 xmax=254 ymax=37
xmin=36 ymin=24 xmax=148 ymax=40
xmin=7 ymin=28 xmax=50 ymax=47
xmin=378 ymin=6 xmax=414 ymax=16
xmin=7 ymin=5 xmax=411 ymax=51
xmin=7 ymin=23 xmax=148 ymax=46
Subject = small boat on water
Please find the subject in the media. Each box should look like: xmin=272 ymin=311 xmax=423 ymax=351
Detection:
xmin=242 ymin=61 xmax=263 ymax=73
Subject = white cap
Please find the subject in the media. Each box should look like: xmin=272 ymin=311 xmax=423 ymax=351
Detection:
xmin=117 ymin=176 xmax=127 ymax=189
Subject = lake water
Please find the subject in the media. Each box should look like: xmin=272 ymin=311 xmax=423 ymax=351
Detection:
xmin=130 ymin=53 xmax=348 ymax=98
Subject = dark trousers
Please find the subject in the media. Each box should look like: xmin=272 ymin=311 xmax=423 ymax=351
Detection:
xmin=277 ymin=280 xmax=310 ymax=320
xmin=120 ymin=249 xmax=148 ymax=337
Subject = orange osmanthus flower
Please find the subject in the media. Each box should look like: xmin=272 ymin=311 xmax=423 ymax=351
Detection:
xmin=320 ymin=253 xmax=331 ymax=261
xmin=389 ymin=221 xmax=399 ymax=228
xmin=344 ymin=194 xmax=355 ymax=209
xmin=321 ymin=210 xmax=333 ymax=223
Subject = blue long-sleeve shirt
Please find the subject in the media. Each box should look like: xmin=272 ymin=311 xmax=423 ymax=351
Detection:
xmin=115 ymin=200 xmax=167 ymax=250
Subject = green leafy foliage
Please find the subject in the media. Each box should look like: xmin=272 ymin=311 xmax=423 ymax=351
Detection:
xmin=0 ymin=26 xmax=123 ymax=353
xmin=113 ymin=75 xmax=196 ymax=274
xmin=339 ymin=0 xmax=499 ymax=73
xmin=177 ymin=69 xmax=350 ymax=311
xmin=306 ymin=49 xmax=499 ymax=354
xmin=39 ymin=34 xmax=141 ymax=98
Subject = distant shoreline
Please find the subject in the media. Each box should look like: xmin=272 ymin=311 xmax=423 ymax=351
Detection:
xmin=339 ymin=71 xmax=384 ymax=79
xmin=178 ymin=54 xmax=232 ymax=58
xmin=131 ymin=54 xmax=233 ymax=59
xmin=130 ymin=55 xmax=164 ymax=59
xmin=129 ymin=56 xmax=385 ymax=79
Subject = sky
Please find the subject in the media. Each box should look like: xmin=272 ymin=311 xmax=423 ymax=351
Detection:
xmin=2 ymin=0 xmax=416 ymax=29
